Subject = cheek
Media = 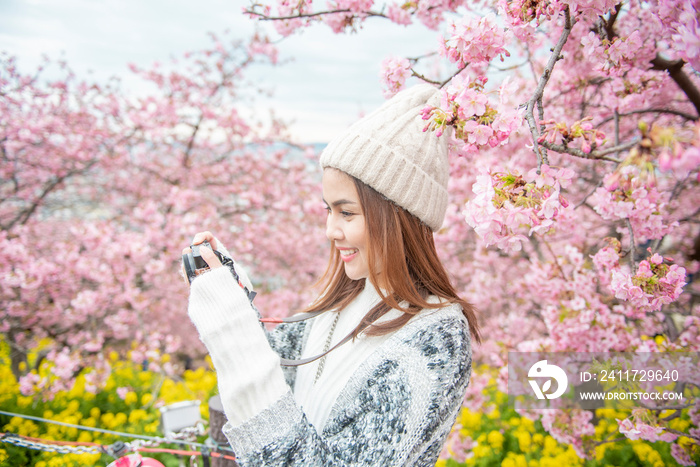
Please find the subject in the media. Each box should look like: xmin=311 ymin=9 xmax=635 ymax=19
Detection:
xmin=350 ymin=222 xmax=369 ymax=249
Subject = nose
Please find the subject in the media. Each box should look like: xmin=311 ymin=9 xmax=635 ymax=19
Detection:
xmin=326 ymin=212 xmax=343 ymax=242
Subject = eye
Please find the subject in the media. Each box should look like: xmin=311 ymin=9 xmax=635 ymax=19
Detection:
xmin=340 ymin=211 xmax=354 ymax=218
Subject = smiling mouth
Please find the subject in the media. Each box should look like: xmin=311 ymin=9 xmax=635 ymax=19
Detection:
xmin=339 ymin=248 xmax=359 ymax=261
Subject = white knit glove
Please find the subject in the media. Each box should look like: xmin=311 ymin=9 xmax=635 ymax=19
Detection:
xmin=187 ymin=267 xmax=289 ymax=425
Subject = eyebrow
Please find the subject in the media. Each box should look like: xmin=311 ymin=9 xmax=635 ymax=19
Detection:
xmin=323 ymin=198 xmax=358 ymax=208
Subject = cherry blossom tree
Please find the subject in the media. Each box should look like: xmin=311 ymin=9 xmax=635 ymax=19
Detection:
xmin=1 ymin=33 xmax=326 ymax=398
xmin=246 ymin=0 xmax=699 ymax=461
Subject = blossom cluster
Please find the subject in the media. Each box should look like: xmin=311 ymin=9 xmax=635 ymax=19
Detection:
xmin=386 ymin=2 xmax=412 ymax=26
xmin=264 ymin=0 xmax=312 ymax=36
xmin=379 ymin=56 xmax=412 ymax=98
xmin=650 ymin=0 xmax=700 ymax=72
xmin=421 ymin=75 xmax=523 ymax=153
xmin=589 ymin=165 xmax=678 ymax=240
xmin=559 ymin=0 xmax=621 ymax=19
xmin=538 ymin=117 xmax=606 ymax=154
xmin=609 ymin=253 xmax=687 ymax=317
xmin=657 ymin=121 xmax=700 ymax=178
xmin=498 ymin=0 xmax=561 ymax=27
xmin=540 ymin=409 xmax=595 ymax=458
xmin=617 ymin=410 xmax=678 ymax=443
xmin=671 ymin=1 xmax=700 ymax=71
xmin=580 ymin=30 xmax=652 ymax=76
xmin=463 ymin=164 xmax=574 ymax=252
xmin=439 ymin=13 xmax=511 ymax=67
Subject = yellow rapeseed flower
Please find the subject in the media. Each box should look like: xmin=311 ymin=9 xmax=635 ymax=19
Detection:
xmin=113 ymin=412 xmax=127 ymax=427
xmin=145 ymin=421 xmax=159 ymax=434
xmin=594 ymin=419 xmax=607 ymax=438
xmin=17 ymin=420 xmax=40 ymax=437
xmin=129 ymin=409 xmax=149 ymax=425
xmin=515 ymin=431 xmax=531 ymax=452
xmin=101 ymin=412 xmax=114 ymax=427
xmin=487 ymin=430 xmax=504 ymax=450
xmin=82 ymin=417 xmax=97 ymax=428
xmin=542 ymin=436 xmax=561 ymax=456
xmin=141 ymin=392 xmax=153 ymax=406
xmin=472 ymin=443 xmax=491 ymax=459
xmin=506 ymin=453 xmax=528 ymax=467
xmin=124 ymin=390 xmax=138 ymax=406
xmin=678 ymin=435 xmax=694 ymax=449
xmin=138 ymin=371 xmax=153 ymax=384
xmin=670 ymin=418 xmax=690 ymax=432
xmin=487 ymin=407 xmax=501 ymax=420
xmin=556 ymin=446 xmax=583 ymax=465
xmin=66 ymin=399 xmax=80 ymax=414
xmin=17 ymin=395 xmax=33 ymax=408
xmin=460 ymin=410 xmax=482 ymax=431
xmin=594 ymin=408 xmax=617 ymax=419
xmin=594 ymin=442 xmax=607 ymax=461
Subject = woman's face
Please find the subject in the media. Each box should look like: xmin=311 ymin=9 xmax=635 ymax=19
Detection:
xmin=322 ymin=168 xmax=370 ymax=281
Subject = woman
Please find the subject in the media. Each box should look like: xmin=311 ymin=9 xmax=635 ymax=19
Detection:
xmin=185 ymin=84 xmax=480 ymax=466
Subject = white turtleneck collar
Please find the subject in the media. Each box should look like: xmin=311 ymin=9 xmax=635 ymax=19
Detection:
xmin=293 ymin=278 xmax=403 ymax=431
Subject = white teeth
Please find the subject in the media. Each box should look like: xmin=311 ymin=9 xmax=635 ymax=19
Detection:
xmin=339 ymin=249 xmax=358 ymax=257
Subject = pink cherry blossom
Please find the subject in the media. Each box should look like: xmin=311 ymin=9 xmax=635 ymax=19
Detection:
xmin=379 ymin=56 xmax=412 ymax=98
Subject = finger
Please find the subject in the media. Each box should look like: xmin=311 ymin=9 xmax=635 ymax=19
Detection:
xmin=192 ymin=231 xmax=217 ymax=250
xmin=182 ymin=246 xmax=192 ymax=255
xmin=199 ymin=244 xmax=222 ymax=269
xmin=180 ymin=264 xmax=189 ymax=285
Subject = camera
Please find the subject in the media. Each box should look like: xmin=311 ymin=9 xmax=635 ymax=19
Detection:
xmin=182 ymin=241 xmax=257 ymax=302
xmin=182 ymin=241 xmax=225 ymax=284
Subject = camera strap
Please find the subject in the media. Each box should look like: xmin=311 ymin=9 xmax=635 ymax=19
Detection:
xmin=222 ymin=254 xmax=367 ymax=368
xmin=260 ymin=312 xmax=366 ymax=367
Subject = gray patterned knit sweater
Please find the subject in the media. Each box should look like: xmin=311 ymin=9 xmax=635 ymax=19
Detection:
xmin=188 ymin=267 xmax=472 ymax=466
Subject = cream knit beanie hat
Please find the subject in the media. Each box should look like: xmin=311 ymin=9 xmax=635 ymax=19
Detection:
xmin=319 ymin=84 xmax=449 ymax=231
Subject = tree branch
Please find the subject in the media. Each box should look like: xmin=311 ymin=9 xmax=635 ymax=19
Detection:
xmin=183 ymin=114 xmax=204 ymax=169
xmin=411 ymin=70 xmax=442 ymax=86
xmin=651 ymin=55 xmax=700 ymax=118
xmin=245 ymin=7 xmax=387 ymax=21
xmin=666 ymin=428 xmax=700 ymax=442
xmin=439 ymin=65 xmax=468 ymax=88
xmin=597 ymin=107 xmax=699 ymax=125
xmin=524 ymin=7 xmax=576 ymax=170
xmin=603 ymin=3 xmax=622 ymax=40
xmin=539 ymin=138 xmax=637 ymax=163
xmin=626 ymin=218 xmax=637 ymax=274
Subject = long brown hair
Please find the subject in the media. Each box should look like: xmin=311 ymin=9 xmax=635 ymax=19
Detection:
xmin=303 ymin=174 xmax=481 ymax=344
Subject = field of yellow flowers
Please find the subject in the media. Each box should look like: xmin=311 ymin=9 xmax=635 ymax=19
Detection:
xmin=0 ymin=338 xmax=693 ymax=466
xmin=0 ymin=339 xmax=218 ymax=467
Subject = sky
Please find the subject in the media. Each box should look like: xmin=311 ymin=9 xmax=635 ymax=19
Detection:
xmin=0 ymin=0 xmax=442 ymax=143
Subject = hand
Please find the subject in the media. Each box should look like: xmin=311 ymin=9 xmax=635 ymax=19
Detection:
xmin=181 ymin=231 xmax=223 ymax=274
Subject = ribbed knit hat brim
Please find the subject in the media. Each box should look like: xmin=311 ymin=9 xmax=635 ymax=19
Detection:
xmin=320 ymin=84 xmax=449 ymax=231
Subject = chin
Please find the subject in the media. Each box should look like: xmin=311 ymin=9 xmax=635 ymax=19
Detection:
xmin=343 ymin=266 xmax=368 ymax=282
